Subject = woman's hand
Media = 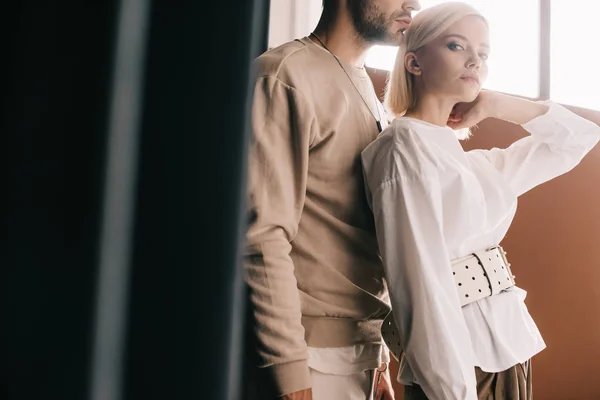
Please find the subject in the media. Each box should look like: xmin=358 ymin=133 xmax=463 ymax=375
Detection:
xmin=448 ymin=90 xmax=550 ymax=130
xmin=447 ymin=89 xmax=499 ymax=130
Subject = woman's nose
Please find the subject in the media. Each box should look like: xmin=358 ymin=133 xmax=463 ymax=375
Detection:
xmin=466 ymin=51 xmax=482 ymax=69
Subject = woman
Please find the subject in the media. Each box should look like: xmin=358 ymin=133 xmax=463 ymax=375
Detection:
xmin=361 ymin=2 xmax=600 ymax=400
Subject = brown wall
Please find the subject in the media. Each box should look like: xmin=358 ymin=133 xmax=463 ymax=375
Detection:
xmin=367 ymin=68 xmax=600 ymax=400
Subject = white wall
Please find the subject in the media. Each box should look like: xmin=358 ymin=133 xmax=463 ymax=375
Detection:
xmin=268 ymin=0 xmax=322 ymax=49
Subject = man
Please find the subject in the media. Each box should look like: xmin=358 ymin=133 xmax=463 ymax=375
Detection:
xmin=245 ymin=1 xmax=421 ymax=399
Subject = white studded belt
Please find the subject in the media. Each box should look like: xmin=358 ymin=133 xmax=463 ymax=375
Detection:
xmin=381 ymin=246 xmax=515 ymax=362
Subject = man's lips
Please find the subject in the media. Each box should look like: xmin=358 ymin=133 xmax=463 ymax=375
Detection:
xmin=395 ymin=17 xmax=412 ymax=30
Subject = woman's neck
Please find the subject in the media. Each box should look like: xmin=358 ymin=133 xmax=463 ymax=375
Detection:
xmin=404 ymin=94 xmax=456 ymax=128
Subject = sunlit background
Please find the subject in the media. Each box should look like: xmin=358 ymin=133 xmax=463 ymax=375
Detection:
xmin=365 ymin=0 xmax=599 ymax=110
xmin=550 ymin=0 xmax=599 ymax=111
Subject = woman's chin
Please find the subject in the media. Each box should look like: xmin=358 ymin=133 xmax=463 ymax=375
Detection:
xmin=459 ymin=88 xmax=481 ymax=103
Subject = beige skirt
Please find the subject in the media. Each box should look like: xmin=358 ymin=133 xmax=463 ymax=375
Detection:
xmin=404 ymin=360 xmax=532 ymax=400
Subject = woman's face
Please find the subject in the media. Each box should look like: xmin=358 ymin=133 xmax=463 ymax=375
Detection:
xmin=407 ymin=15 xmax=490 ymax=103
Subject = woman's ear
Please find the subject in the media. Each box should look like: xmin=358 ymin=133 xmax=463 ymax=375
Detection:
xmin=404 ymin=52 xmax=422 ymax=76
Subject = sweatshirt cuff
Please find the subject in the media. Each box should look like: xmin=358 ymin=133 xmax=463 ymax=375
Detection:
xmin=268 ymin=359 xmax=311 ymax=397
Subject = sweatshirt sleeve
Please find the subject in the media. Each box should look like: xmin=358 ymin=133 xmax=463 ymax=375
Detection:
xmin=244 ymin=75 xmax=316 ymax=396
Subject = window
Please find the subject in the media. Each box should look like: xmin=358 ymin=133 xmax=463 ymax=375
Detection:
xmin=550 ymin=0 xmax=600 ymax=111
xmin=367 ymin=0 xmax=540 ymax=98
xmin=365 ymin=0 xmax=599 ymax=110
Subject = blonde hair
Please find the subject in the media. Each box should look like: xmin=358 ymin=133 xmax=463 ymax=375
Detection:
xmin=385 ymin=2 xmax=487 ymax=118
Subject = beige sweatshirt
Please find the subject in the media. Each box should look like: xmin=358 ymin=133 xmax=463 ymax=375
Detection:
xmin=245 ymin=37 xmax=391 ymax=396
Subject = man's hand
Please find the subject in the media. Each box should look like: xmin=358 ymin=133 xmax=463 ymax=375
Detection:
xmin=280 ymin=388 xmax=312 ymax=400
xmin=373 ymin=363 xmax=395 ymax=400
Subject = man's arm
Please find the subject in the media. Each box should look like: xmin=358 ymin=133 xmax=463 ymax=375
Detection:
xmin=245 ymin=75 xmax=316 ymax=397
xmin=280 ymin=389 xmax=312 ymax=400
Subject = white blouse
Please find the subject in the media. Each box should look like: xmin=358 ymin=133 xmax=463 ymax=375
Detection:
xmin=361 ymin=101 xmax=600 ymax=400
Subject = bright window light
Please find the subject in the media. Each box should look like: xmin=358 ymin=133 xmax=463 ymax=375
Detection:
xmin=366 ymin=44 xmax=400 ymax=71
xmin=550 ymin=0 xmax=600 ymax=111
xmin=366 ymin=0 xmax=540 ymax=98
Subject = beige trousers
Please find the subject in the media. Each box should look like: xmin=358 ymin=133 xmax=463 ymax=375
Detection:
xmin=404 ymin=360 xmax=532 ymax=400
xmin=310 ymin=367 xmax=376 ymax=400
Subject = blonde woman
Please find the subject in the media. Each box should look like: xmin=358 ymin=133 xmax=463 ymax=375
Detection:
xmin=361 ymin=2 xmax=600 ymax=399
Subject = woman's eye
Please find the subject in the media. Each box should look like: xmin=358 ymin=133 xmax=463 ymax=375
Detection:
xmin=448 ymin=42 xmax=464 ymax=51
xmin=479 ymin=53 xmax=489 ymax=61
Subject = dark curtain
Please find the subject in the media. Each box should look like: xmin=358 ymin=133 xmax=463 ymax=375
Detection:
xmin=4 ymin=1 xmax=270 ymax=399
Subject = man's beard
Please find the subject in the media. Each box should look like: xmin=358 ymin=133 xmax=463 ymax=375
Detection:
xmin=347 ymin=0 xmax=401 ymax=45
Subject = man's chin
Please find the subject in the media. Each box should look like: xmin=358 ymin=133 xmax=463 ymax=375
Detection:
xmin=376 ymin=31 xmax=404 ymax=46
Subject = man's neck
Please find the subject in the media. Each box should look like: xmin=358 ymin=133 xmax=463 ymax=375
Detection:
xmin=405 ymin=94 xmax=457 ymax=128
xmin=311 ymin=14 xmax=372 ymax=69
